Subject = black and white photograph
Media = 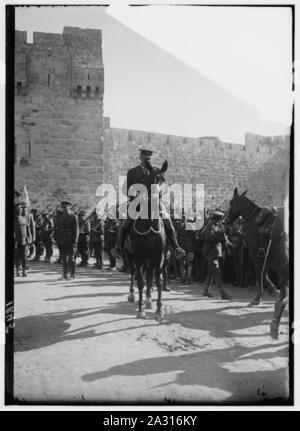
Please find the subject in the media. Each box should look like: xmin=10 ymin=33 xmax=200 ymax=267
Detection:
xmin=4 ymin=1 xmax=296 ymax=407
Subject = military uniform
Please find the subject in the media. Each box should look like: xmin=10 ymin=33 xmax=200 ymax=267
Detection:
xmin=176 ymin=219 xmax=196 ymax=284
xmin=105 ymin=218 xmax=120 ymax=269
xmin=194 ymin=226 xmax=207 ymax=282
xmin=55 ymin=201 xmax=79 ymax=279
xmin=202 ymin=211 xmax=231 ymax=299
xmin=112 ymin=149 xmax=184 ymax=259
xmin=77 ymin=212 xmax=91 ymax=267
xmin=41 ymin=214 xmax=54 ymax=262
xmin=29 ymin=209 xmax=38 ymax=258
xmin=92 ymin=218 xmax=104 ymax=269
xmin=53 ymin=209 xmax=63 ymax=264
xmin=21 ymin=206 xmax=35 ymax=265
xmin=14 ymin=204 xmax=30 ymax=276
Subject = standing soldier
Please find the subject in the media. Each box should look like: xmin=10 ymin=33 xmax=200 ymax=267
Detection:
xmin=202 ymin=210 xmax=232 ymax=300
xmin=176 ymin=216 xmax=196 ymax=284
xmin=41 ymin=211 xmax=54 ymax=262
xmin=14 ymin=203 xmax=30 ymax=277
xmin=105 ymin=217 xmax=119 ymax=271
xmin=28 ymin=208 xmax=38 ymax=259
xmin=55 ymin=200 xmax=79 ymax=280
xmin=92 ymin=215 xmax=104 ymax=269
xmin=21 ymin=203 xmax=35 ymax=267
xmin=53 ymin=209 xmax=63 ymax=264
xmin=77 ymin=210 xmax=91 ymax=268
xmin=89 ymin=210 xmax=97 ymax=263
xmin=33 ymin=211 xmax=44 ymax=261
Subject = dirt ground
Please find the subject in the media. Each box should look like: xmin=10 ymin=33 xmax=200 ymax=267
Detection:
xmin=13 ymin=252 xmax=290 ymax=405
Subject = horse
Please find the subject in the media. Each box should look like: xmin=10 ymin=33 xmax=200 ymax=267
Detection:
xmin=225 ymin=188 xmax=289 ymax=339
xmin=126 ymin=161 xmax=168 ymax=320
xmin=124 ymin=235 xmax=171 ymax=303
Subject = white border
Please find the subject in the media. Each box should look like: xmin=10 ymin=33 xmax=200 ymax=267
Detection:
xmin=0 ymin=0 xmax=299 ymax=412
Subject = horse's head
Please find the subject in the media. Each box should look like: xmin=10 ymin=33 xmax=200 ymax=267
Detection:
xmin=226 ymin=187 xmax=247 ymax=225
xmin=145 ymin=160 xmax=168 ymax=191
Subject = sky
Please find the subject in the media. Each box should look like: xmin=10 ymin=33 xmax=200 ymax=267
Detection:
xmin=15 ymin=5 xmax=293 ymax=144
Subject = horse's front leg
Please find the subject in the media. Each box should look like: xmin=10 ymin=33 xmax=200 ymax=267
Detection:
xmin=128 ymin=262 xmax=135 ymax=303
xmin=154 ymin=267 xmax=164 ymax=321
xmin=265 ymin=272 xmax=279 ymax=297
xmin=136 ymin=265 xmax=146 ymax=318
xmin=145 ymin=265 xmax=153 ymax=309
xmin=270 ymin=272 xmax=289 ymax=339
xmin=249 ymin=254 xmax=264 ymax=305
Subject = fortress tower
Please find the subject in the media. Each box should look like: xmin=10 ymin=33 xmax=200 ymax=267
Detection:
xmin=15 ymin=27 xmax=105 ymax=208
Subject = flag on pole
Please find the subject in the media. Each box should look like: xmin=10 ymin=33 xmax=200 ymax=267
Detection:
xmin=22 ymin=185 xmax=30 ymax=206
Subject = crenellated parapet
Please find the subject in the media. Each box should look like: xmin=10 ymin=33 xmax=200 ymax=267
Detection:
xmin=14 ymin=27 xmax=104 ymax=100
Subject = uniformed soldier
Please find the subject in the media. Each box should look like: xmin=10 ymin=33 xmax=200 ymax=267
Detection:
xmin=41 ymin=211 xmax=54 ymax=262
xmin=202 ymin=210 xmax=232 ymax=300
xmin=77 ymin=210 xmax=91 ymax=267
xmin=111 ymin=149 xmax=185 ymax=259
xmin=89 ymin=210 xmax=97 ymax=263
xmin=55 ymin=200 xmax=79 ymax=280
xmin=176 ymin=215 xmax=196 ymax=284
xmin=105 ymin=217 xmax=120 ymax=270
xmin=14 ymin=203 xmax=30 ymax=277
xmin=53 ymin=209 xmax=63 ymax=264
xmin=91 ymin=215 xmax=104 ymax=269
xmin=28 ymin=208 xmax=38 ymax=259
xmin=33 ymin=211 xmax=44 ymax=261
xmin=21 ymin=203 xmax=35 ymax=267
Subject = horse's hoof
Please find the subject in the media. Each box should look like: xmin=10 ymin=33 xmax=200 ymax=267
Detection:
xmin=249 ymin=297 xmax=261 ymax=306
xmin=155 ymin=312 xmax=164 ymax=321
xmin=137 ymin=311 xmax=146 ymax=319
xmin=145 ymin=300 xmax=152 ymax=309
xmin=128 ymin=294 xmax=135 ymax=303
xmin=270 ymin=320 xmax=279 ymax=340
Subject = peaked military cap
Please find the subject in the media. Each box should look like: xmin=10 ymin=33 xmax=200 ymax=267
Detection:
xmin=61 ymin=200 xmax=72 ymax=206
xmin=139 ymin=149 xmax=153 ymax=156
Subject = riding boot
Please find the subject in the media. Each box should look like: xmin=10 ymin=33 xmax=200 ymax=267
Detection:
xmin=163 ymin=219 xmax=185 ymax=258
xmin=98 ymin=254 xmax=103 ymax=269
xmin=16 ymin=263 xmax=20 ymax=277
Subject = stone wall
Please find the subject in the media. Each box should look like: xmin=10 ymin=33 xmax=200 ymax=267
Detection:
xmin=14 ymin=27 xmax=104 ymax=209
xmin=104 ymin=127 xmax=290 ymax=208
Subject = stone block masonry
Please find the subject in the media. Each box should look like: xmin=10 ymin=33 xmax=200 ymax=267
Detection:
xmin=104 ymin=128 xmax=289 ymax=209
xmin=14 ymin=27 xmax=290 ymax=211
xmin=14 ymin=27 xmax=104 ymax=209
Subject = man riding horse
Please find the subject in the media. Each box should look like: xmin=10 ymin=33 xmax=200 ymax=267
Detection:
xmin=111 ymin=149 xmax=185 ymax=259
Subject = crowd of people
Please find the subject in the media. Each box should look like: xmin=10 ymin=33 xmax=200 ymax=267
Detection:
xmin=14 ymin=200 xmax=257 ymax=295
